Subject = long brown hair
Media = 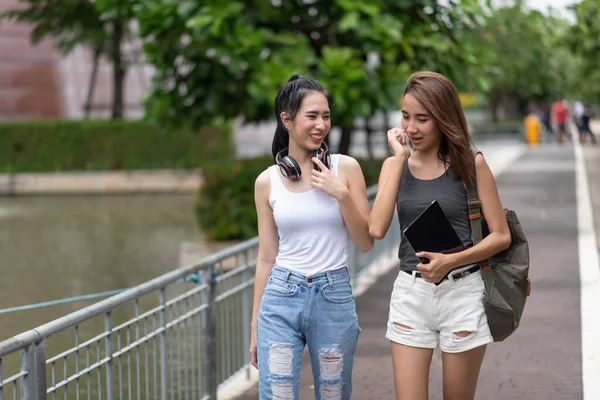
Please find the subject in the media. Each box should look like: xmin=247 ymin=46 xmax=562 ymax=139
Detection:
xmin=403 ymin=71 xmax=475 ymax=185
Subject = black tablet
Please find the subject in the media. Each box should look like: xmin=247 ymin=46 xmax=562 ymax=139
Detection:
xmin=403 ymin=200 xmax=465 ymax=255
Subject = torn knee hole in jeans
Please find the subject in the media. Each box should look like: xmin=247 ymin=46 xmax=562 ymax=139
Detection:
xmin=319 ymin=346 xmax=343 ymax=381
xmin=321 ymin=383 xmax=343 ymax=400
xmin=271 ymin=381 xmax=294 ymax=400
xmin=318 ymin=346 xmax=344 ymax=400
xmin=393 ymin=322 xmax=414 ymax=334
xmin=269 ymin=343 xmax=293 ymax=376
xmin=268 ymin=343 xmax=295 ymax=399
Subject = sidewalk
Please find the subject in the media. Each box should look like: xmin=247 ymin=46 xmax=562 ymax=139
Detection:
xmin=238 ymin=135 xmax=599 ymax=399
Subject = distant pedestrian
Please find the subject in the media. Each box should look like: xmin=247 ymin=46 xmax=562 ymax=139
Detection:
xmin=574 ymin=100 xmax=584 ymax=133
xmin=539 ymin=102 xmax=554 ymax=142
xmin=552 ymin=96 xmax=569 ymax=144
xmin=579 ymin=104 xmax=596 ymax=145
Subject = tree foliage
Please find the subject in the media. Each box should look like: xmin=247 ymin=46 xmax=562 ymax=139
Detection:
xmin=472 ymin=0 xmax=575 ymax=118
xmin=1 ymin=0 xmax=138 ymax=118
xmin=7 ymin=0 xmax=592 ymax=137
xmin=566 ymin=0 xmax=600 ymax=103
xmin=136 ymin=0 xmax=485 ymax=153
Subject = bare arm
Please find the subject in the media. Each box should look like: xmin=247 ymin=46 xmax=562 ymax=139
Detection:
xmin=337 ymin=156 xmax=373 ymax=252
xmin=251 ymin=170 xmax=278 ymax=325
xmin=446 ymin=153 xmax=511 ymax=266
xmin=249 ymin=170 xmax=278 ymax=367
xmin=368 ymin=155 xmax=407 ymax=239
xmin=369 ymin=127 xmax=410 ymax=239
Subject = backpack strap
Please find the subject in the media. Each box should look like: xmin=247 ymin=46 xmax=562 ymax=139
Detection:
xmin=467 ymin=151 xmax=491 ymax=270
xmin=467 ymin=180 xmax=483 ymax=244
xmin=467 ymin=151 xmax=484 ymax=244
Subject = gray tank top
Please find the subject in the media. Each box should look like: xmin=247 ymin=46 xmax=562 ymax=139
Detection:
xmin=397 ymin=164 xmax=473 ymax=271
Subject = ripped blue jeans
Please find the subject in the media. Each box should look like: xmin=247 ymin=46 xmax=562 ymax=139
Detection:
xmin=257 ymin=265 xmax=360 ymax=399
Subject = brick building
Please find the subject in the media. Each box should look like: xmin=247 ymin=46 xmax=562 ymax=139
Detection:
xmin=0 ymin=0 xmax=151 ymax=121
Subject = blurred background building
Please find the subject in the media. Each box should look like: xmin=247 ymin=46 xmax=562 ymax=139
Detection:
xmin=0 ymin=0 xmax=151 ymax=120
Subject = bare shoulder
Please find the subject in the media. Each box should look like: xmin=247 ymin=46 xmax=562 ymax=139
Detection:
xmin=338 ymin=154 xmax=361 ymax=171
xmin=475 ymin=152 xmax=491 ymax=172
xmin=255 ymin=169 xmax=271 ymax=197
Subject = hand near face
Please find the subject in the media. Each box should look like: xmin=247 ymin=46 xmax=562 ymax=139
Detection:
xmin=387 ymin=127 xmax=411 ymax=160
xmin=311 ymin=158 xmax=348 ymax=201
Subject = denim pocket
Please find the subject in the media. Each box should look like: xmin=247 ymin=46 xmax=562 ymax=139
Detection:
xmin=263 ymin=277 xmax=299 ymax=298
xmin=321 ymin=282 xmax=354 ymax=304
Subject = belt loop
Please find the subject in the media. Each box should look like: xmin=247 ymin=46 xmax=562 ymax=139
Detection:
xmin=410 ymin=271 xmax=417 ymax=285
xmin=449 ymin=272 xmax=458 ymax=283
xmin=326 ymin=271 xmax=334 ymax=289
xmin=283 ymin=269 xmax=292 ymax=283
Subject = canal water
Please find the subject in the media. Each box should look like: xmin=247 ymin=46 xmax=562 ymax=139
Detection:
xmin=0 ymin=194 xmax=200 ymax=339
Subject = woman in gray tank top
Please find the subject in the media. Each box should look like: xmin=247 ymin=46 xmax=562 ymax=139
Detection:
xmin=369 ymin=72 xmax=512 ymax=400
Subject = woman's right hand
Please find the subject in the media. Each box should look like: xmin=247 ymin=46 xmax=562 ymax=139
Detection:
xmin=387 ymin=127 xmax=410 ymax=160
xmin=250 ymin=324 xmax=258 ymax=369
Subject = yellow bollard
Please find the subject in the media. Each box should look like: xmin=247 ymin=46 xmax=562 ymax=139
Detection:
xmin=524 ymin=115 xmax=540 ymax=146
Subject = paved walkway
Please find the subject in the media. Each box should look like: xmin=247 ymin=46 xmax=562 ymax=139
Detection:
xmin=238 ymin=127 xmax=600 ymax=399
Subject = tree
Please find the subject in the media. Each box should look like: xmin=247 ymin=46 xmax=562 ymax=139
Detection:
xmin=566 ymin=0 xmax=600 ymax=104
xmin=1 ymin=0 xmax=137 ymax=119
xmin=473 ymin=0 xmax=575 ymax=119
xmin=136 ymin=0 xmax=486 ymax=154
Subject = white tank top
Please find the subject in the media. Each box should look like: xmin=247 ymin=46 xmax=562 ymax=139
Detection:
xmin=269 ymin=154 xmax=348 ymax=275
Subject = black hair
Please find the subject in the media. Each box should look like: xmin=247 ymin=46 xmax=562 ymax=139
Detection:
xmin=271 ymin=74 xmax=333 ymax=161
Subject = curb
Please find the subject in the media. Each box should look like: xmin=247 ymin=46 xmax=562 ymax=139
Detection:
xmin=0 ymin=170 xmax=202 ymax=195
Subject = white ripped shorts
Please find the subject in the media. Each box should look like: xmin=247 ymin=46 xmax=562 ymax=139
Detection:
xmin=386 ymin=265 xmax=493 ymax=353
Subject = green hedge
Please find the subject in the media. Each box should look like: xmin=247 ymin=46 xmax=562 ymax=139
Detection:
xmin=0 ymin=120 xmax=233 ymax=172
xmin=196 ymin=156 xmax=385 ymax=241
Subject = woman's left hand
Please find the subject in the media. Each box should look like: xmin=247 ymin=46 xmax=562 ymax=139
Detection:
xmin=415 ymin=251 xmax=453 ymax=283
xmin=311 ymin=157 xmax=349 ymax=201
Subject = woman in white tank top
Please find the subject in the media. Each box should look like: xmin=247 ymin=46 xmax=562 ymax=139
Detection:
xmin=250 ymin=75 xmax=373 ymax=399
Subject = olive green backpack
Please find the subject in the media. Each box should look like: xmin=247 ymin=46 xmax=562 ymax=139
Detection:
xmin=467 ymin=161 xmax=531 ymax=342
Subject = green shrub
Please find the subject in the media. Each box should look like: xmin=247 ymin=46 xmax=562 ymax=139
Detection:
xmin=196 ymin=156 xmax=386 ymax=241
xmin=196 ymin=156 xmax=272 ymax=241
xmin=0 ymin=120 xmax=233 ymax=172
xmin=360 ymin=157 xmax=386 ymax=186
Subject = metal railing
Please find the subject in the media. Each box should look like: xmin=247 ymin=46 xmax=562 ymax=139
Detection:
xmin=0 ymin=185 xmax=400 ymax=400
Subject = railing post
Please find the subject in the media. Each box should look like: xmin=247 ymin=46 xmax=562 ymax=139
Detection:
xmin=159 ymin=288 xmax=168 ymax=400
xmin=20 ymin=340 xmax=46 ymax=400
xmin=242 ymin=251 xmax=251 ymax=378
xmin=204 ymin=265 xmax=218 ymax=400
xmin=105 ymin=312 xmax=114 ymax=400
